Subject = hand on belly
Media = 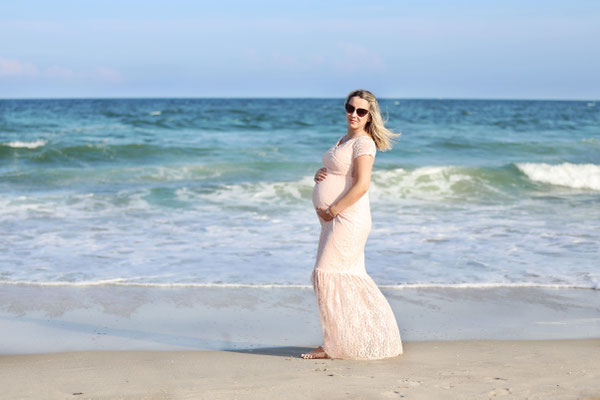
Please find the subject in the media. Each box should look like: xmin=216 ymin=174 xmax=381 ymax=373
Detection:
xmin=312 ymin=174 xmax=348 ymax=210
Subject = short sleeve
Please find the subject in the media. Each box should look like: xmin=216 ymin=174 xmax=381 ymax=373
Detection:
xmin=352 ymin=137 xmax=377 ymax=160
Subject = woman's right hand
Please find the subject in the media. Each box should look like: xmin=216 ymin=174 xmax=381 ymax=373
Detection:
xmin=314 ymin=167 xmax=327 ymax=183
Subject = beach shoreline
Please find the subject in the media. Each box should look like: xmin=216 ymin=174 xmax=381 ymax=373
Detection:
xmin=1 ymin=284 xmax=599 ymax=355
xmin=2 ymin=284 xmax=599 ymax=398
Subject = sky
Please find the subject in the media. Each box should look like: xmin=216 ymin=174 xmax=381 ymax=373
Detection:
xmin=0 ymin=0 xmax=599 ymax=99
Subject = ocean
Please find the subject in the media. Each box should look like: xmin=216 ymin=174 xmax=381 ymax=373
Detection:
xmin=1 ymin=98 xmax=598 ymax=289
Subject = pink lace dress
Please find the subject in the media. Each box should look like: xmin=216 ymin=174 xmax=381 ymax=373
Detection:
xmin=311 ymin=134 xmax=403 ymax=360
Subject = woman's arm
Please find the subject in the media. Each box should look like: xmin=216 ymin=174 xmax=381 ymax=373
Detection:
xmin=316 ymin=154 xmax=374 ymax=221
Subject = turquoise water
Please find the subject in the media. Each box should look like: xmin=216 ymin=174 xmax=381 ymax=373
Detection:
xmin=1 ymin=98 xmax=599 ymax=288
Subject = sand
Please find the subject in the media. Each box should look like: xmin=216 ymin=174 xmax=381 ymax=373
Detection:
xmin=1 ymin=285 xmax=600 ymax=355
xmin=1 ymin=284 xmax=599 ymax=398
xmin=1 ymin=339 xmax=599 ymax=399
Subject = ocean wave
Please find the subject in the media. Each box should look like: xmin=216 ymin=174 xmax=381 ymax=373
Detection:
xmin=1 ymin=139 xmax=47 ymax=149
xmin=181 ymin=176 xmax=315 ymax=207
xmin=581 ymin=137 xmax=600 ymax=145
xmin=516 ymin=162 xmax=600 ymax=191
xmin=190 ymin=163 xmax=600 ymax=206
xmin=0 ymin=143 xmax=210 ymax=164
xmin=3 ymin=161 xmax=598 ymax=203
xmin=0 ymin=280 xmax=596 ymax=290
xmin=17 ymin=163 xmax=567 ymax=207
xmin=188 ymin=166 xmax=513 ymax=207
xmin=370 ymin=165 xmax=515 ymax=200
xmin=0 ymin=166 xmax=225 ymax=191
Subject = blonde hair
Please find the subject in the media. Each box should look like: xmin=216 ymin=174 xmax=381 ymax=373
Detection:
xmin=345 ymin=89 xmax=401 ymax=151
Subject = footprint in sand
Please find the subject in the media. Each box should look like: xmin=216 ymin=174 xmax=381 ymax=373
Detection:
xmin=397 ymin=379 xmax=421 ymax=388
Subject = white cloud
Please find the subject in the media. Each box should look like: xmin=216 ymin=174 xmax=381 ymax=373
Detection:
xmin=0 ymin=57 xmax=122 ymax=83
xmin=0 ymin=57 xmax=40 ymax=77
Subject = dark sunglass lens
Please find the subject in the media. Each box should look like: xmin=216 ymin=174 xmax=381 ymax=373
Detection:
xmin=345 ymin=103 xmax=354 ymax=113
xmin=356 ymin=109 xmax=368 ymax=117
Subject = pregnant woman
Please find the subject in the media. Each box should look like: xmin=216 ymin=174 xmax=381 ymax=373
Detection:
xmin=301 ymin=89 xmax=403 ymax=360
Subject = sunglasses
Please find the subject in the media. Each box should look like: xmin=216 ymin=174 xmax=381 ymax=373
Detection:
xmin=345 ymin=103 xmax=369 ymax=118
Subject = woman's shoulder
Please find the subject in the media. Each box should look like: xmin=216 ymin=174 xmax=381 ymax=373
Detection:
xmin=354 ymin=135 xmax=376 ymax=147
xmin=352 ymin=135 xmax=377 ymax=158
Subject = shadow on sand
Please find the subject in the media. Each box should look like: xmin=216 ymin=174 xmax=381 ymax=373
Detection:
xmin=227 ymin=346 xmax=318 ymax=357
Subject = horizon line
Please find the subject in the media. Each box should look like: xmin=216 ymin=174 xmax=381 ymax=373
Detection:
xmin=0 ymin=96 xmax=598 ymax=102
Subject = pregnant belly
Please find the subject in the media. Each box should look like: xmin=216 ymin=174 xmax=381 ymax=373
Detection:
xmin=312 ymin=174 xmax=352 ymax=209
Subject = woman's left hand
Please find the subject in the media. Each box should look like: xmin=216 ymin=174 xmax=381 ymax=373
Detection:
xmin=316 ymin=207 xmax=335 ymax=221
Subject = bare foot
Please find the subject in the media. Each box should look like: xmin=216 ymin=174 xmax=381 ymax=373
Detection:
xmin=301 ymin=346 xmax=330 ymax=359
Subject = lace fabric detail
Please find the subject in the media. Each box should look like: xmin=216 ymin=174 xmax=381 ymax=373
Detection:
xmin=352 ymin=136 xmax=377 ymax=160
xmin=310 ymin=134 xmax=402 ymax=360
xmin=311 ymin=268 xmax=403 ymax=360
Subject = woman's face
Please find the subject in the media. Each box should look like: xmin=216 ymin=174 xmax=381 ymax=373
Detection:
xmin=345 ymin=96 xmax=371 ymax=131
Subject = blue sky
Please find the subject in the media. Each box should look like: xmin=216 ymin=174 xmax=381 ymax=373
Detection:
xmin=1 ymin=1 xmax=599 ymax=99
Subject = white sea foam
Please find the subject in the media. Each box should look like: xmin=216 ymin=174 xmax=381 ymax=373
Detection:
xmin=516 ymin=162 xmax=600 ymax=191
xmin=1 ymin=166 xmax=598 ymax=291
xmin=370 ymin=166 xmax=483 ymax=199
xmin=0 ymin=280 xmax=596 ymax=290
xmin=182 ymin=176 xmax=315 ymax=206
xmin=186 ymin=166 xmax=484 ymax=207
xmin=581 ymin=138 xmax=600 ymax=145
xmin=150 ymin=110 xmax=162 ymax=116
xmin=170 ymin=163 xmax=600 ymax=207
xmin=1 ymin=139 xmax=47 ymax=149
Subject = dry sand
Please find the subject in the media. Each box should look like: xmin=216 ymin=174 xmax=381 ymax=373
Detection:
xmin=1 ymin=339 xmax=599 ymax=400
